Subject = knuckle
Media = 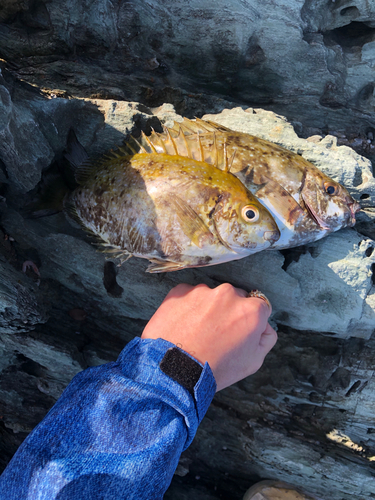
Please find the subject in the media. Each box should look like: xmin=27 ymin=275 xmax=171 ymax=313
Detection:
xmin=190 ymin=283 xmax=210 ymax=296
xmin=247 ymin=298 xmax=264 ymax=314
xmin=194 ymin=283 xmax=210 ymax=290
xmin=216 ymin=283 xmax=235 ymax=295
xmin=271 ymin=330 xmax=278 ymax=346
xmin=247 ymin=297 xmax=269 ymax=316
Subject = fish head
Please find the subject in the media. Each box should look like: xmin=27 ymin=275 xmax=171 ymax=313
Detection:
xmin=212 ymin=192 xmax=280 ymax=254
xmin=301 ymin=170 xmax=361 ymax=231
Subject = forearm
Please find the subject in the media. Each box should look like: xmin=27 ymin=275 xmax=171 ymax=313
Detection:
xmin=0 ymin=337 xmax=216 ymax=500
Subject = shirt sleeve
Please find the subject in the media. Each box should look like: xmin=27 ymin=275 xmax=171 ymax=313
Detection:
xmin=0 ymin=337 xmax=217 ymax=500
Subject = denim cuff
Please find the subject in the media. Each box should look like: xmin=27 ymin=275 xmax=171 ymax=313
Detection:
xmin=117 ymin=337 xmax=217 ymax=448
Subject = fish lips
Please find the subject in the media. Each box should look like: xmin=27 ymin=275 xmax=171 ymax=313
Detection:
xmin=264 ymin=229 xmax=280 ymax=245
xmin=348 ymin=201 xmax=361 ymax=226
xmin=303 ymin=194 xmax=361 ymax=229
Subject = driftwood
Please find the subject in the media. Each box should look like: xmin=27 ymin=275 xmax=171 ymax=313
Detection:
xmin=1 ymin=1 xmax=375 ymax=498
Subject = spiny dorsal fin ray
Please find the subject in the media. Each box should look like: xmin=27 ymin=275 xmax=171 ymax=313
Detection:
xmin=128 ymin=135 xmax=148 ymax=154
xmin=176 ymin=125 xmax=193 ymax=159
xmin=229 ymin=148 xmax=237 ymax=172
xmin=165 ymin=128 xmax=178 ymax=154
xmin=195 ymin=117 xmax=232 ymax=133
xmin=169 ymin=119 xmax=199 ymax=136
xmin=197 ymin=133 xmax=204 ymax=162
xmin=223 ymin=139 xmax=229 ymax=172
xmin=141 ymin=130 xmax=157 ymax=153
xmin=160 ymin=126 xmax=226 ymax=169
xmin=154 ymin=131 xmax=167 ymax=153
xmin=168 ymin=117 xmax=232 ymax=136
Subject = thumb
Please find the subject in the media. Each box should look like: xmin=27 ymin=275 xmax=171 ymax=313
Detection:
xmin=259 ymin=323 xmax=278 ymax=354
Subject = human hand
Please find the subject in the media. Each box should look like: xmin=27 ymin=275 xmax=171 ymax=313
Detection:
xmin=141 ymin=283 xmax=277 ymax=391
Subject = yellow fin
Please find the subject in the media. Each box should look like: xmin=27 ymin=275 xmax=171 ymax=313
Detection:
xmin=168 ymin=119 xmax=200 ymax=135
xmin=195 ymin=117 xmax=232 ymax=132
xmin=128 ymin=135 xmax=148 ymax=154
xmin=173 ymin=125 xmax=193 ymax=159
xmin=160 ymin=193 xmax=215 ymax=248
xmin=141 ymin=130 xmax=157 ymax=153
xmin=146 ymin=259 xmax=188 ymax=273
xmin=165 ymin=128 xmax=178 ymax=154
xmin=163 ymin=122 xmax=228 ymax=170
xmin=140 ymin=128 xmax=180 ymax=155
xmin=223 ymin=139 xmax=229 ymax=172
xmin=169 ymin=117 xmax=229 ymax=135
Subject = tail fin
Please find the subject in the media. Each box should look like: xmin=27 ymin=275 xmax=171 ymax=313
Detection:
xmin=64 ymin=129 xmax=89 ymax=170
xmin=24 ymin=128 xmax=86 ymax=218
xmin=23 ymin=171 xmax=70 ymax=218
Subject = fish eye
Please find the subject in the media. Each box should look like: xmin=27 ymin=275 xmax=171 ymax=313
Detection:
xmin=242 ymin=205 xmax=259 ymax=222
xmin=324 ymin=182 xmax=338 ymax=196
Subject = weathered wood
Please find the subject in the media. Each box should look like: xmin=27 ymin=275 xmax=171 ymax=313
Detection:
xmin=1 ymin=3 xmax=375 ymax=496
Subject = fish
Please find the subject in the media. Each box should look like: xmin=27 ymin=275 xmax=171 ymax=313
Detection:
xmin=133 ymin=118 xmax=361 ymax=250
xmin=60 ymin=136 xmax=280 ymax=273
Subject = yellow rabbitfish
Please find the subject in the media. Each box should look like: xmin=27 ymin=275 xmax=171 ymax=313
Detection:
xmin=66 ymin=149 xmax=280 ymax=272
xmin=135 ymin=118 xmax=361 ymax=250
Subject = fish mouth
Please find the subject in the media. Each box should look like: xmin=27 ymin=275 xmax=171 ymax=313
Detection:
xmin=264 ymin=230 xmax=280 ymax=245
xmin=348 ymin=201 xmax=361 ymax=226
xmin=302 ymin=194 xmax=330 ymax=231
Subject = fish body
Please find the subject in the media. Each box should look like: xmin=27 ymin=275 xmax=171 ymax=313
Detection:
xmin=67 ymin=151 xmax=280 ymax=272
xmin=135 ymin=118 xmax=360 ymax=250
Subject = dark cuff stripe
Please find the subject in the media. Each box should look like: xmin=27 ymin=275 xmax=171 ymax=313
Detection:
xmin=160 ymin=347 xmax=203 ymax=397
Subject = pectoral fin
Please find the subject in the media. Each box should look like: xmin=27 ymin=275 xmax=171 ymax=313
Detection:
xmin=146 ymin=258 xmax=188 ymax=273
xmin=159 ymin=193 xmax=215 ymax=248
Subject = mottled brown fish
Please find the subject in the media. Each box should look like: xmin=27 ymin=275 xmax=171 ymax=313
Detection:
xmin=134 ymin=118 xmax=361 ymax=249
xmin=64 ymin=148 xmax=280 ymax=272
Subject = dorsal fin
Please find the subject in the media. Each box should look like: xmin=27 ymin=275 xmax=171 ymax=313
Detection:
xmin=64 ymin=129 xmax=98 ymax=185
xmin=197 ymin=133 xmax=204 ymax=162
xmin=141 ymin=130 xmax=157 ymax=153
xmin=148 ymin=129 xmax=169 ymax=153
xmin=168 ymin=118 xmax=211 ymax=136
xmin=223 ymin=139 xmax=229 ymax=172
xmin=154 ymin=131 xmax=167 ymax=153
xmin=123 ymin=142 xmax=137 ymax=155
xmin=128 ymin=135 xmax=148 ymax=154
xmin=170 ymin=117 xmax=232 ymax=135
xmin=177 ymin=125 xmax=193 ymax=159
xmin=195 ymin=117 xmax=232 ymax=132
xmin=228 ymin=148 xmax=237 ymax=172
xmin=74 ymin=159 xmax=103 ymax=185
xmin=165 ymin=128 xmax=178 ymax=154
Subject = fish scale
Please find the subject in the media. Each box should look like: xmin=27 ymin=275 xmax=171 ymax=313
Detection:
xmin=66 ymin=150 xmax=280 ymax=272
xmin=132 ymin=118 xmax=361 ymax=250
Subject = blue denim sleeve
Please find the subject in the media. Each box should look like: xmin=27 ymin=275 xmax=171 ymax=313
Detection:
xmin=0 ymin=337 xmax=217 ymax=500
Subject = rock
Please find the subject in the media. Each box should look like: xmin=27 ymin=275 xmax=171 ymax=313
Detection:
xmin=2 ymin=0 xmax=375 ymax=160
xmin=0 ymin=69 xmax=375 ymax=497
